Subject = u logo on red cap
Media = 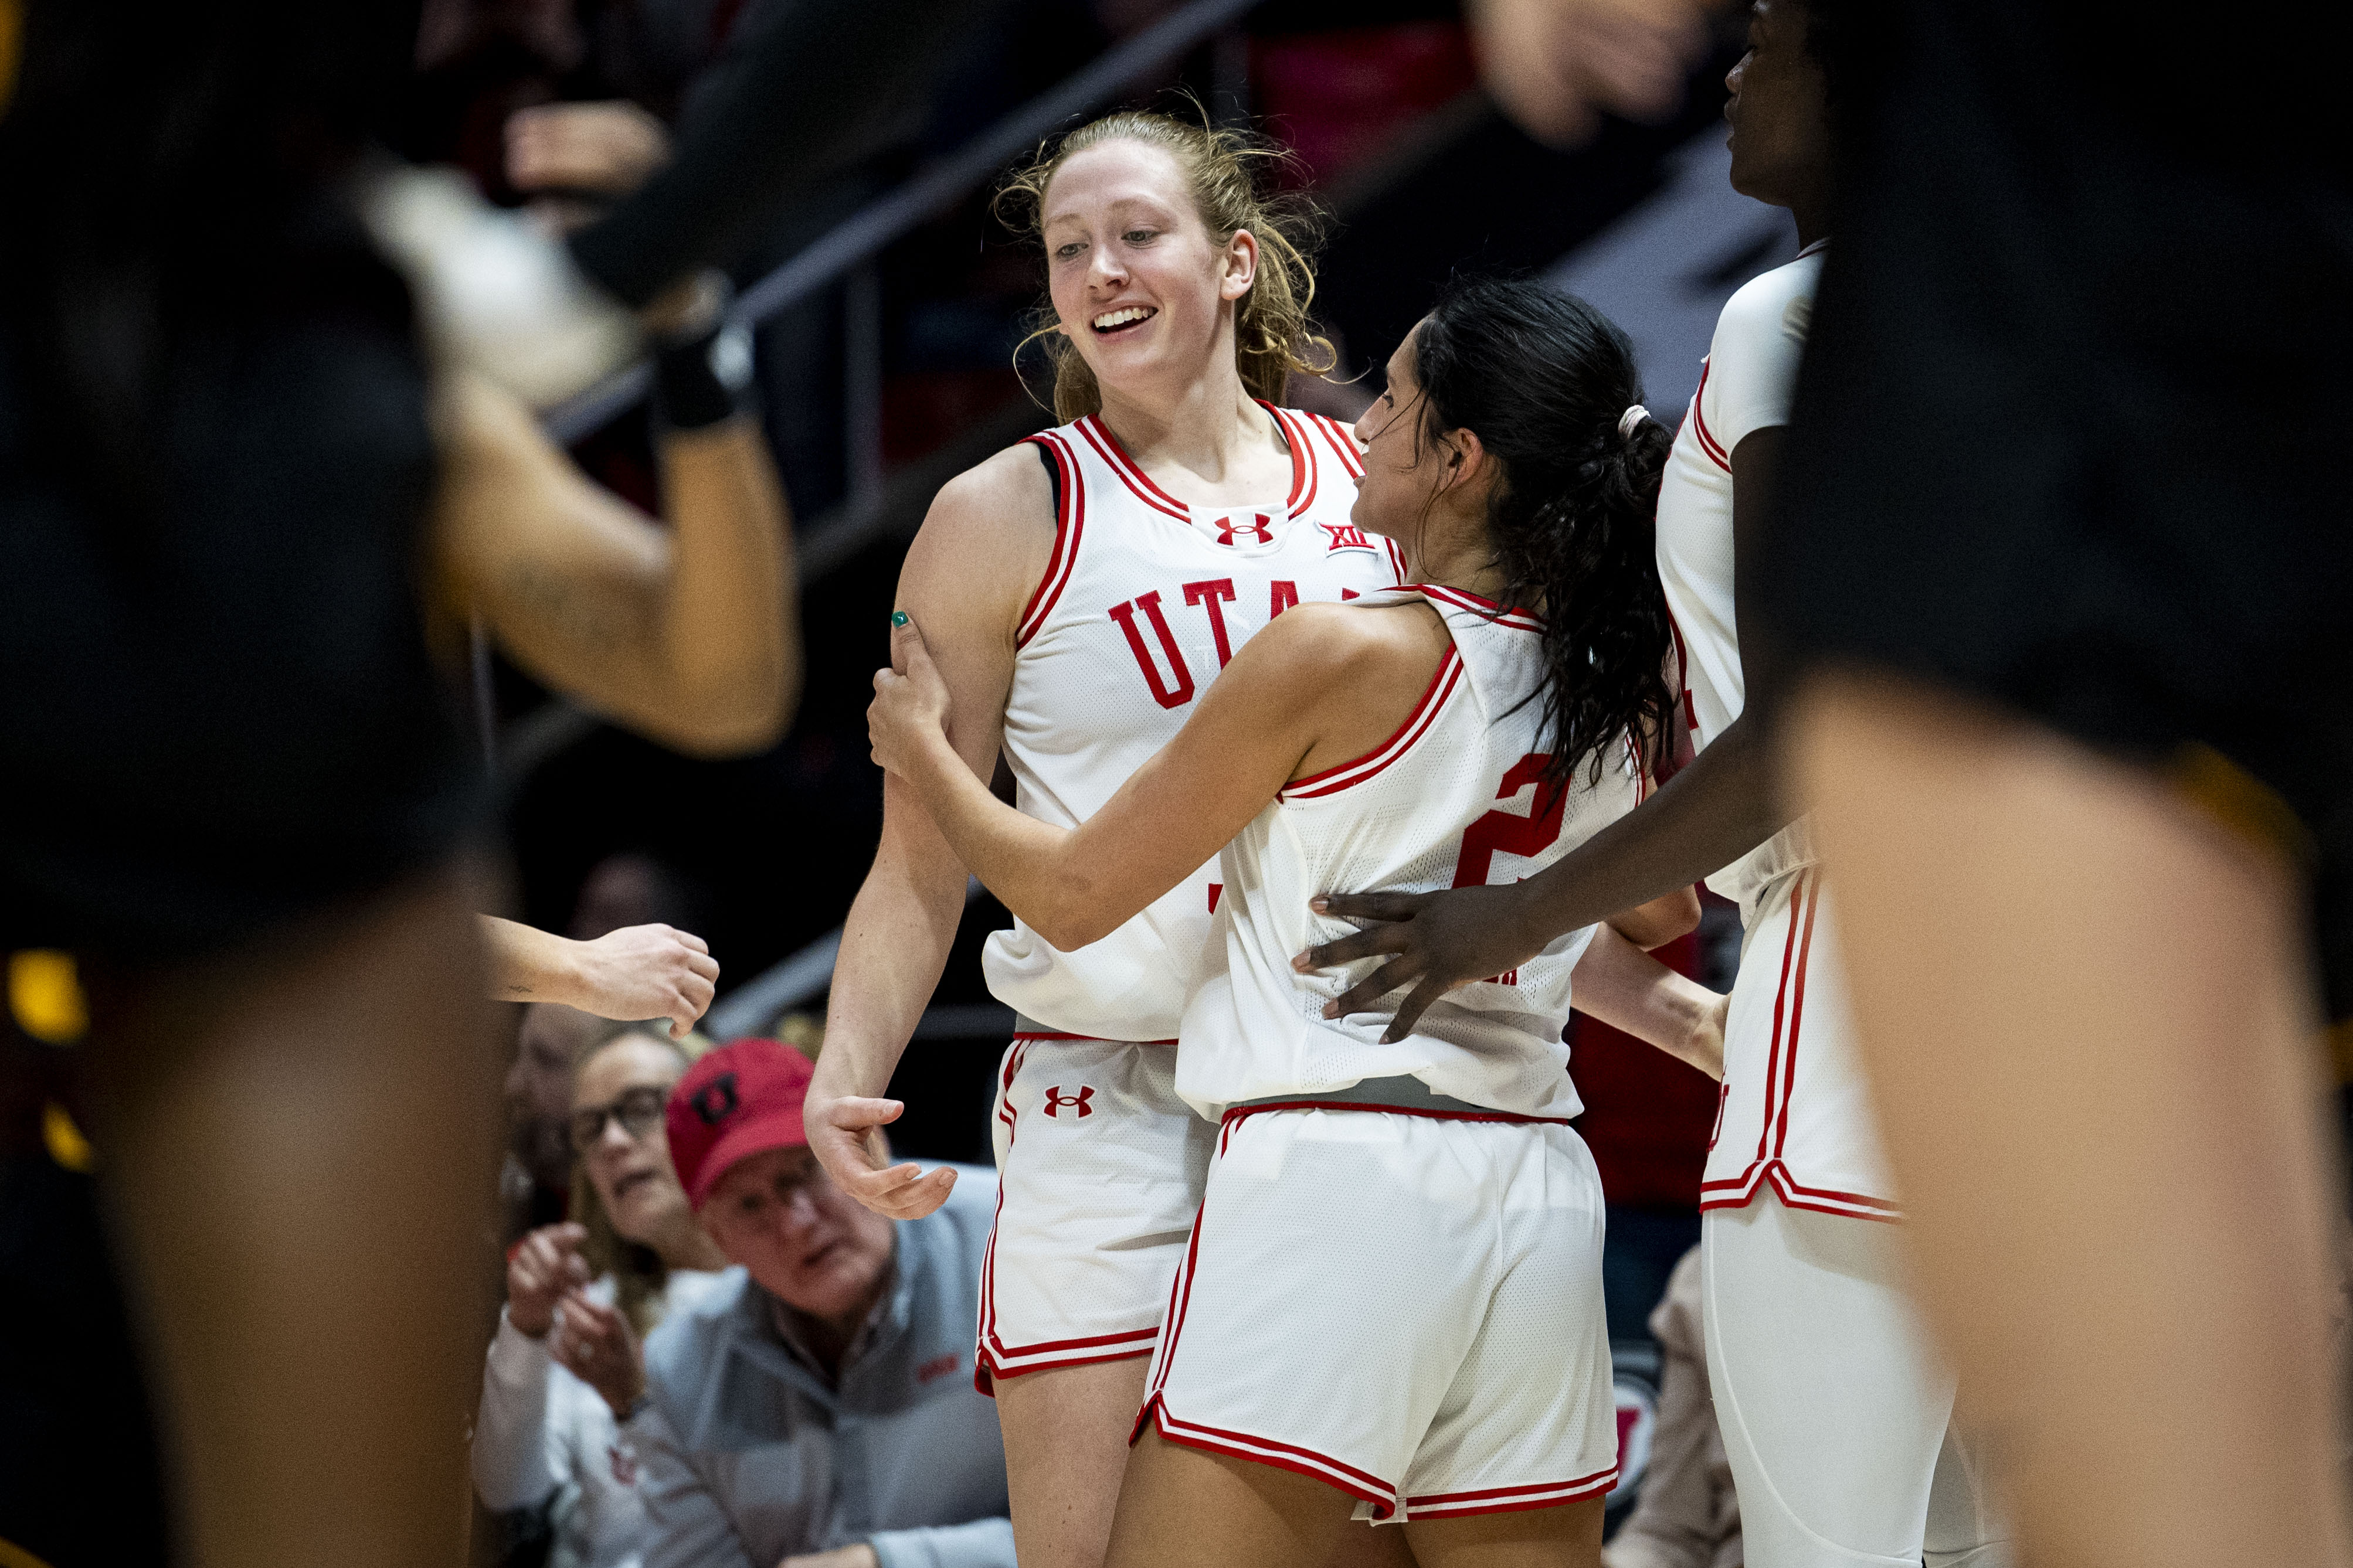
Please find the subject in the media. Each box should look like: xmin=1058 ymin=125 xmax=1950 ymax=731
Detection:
xmin=691 ymin=1072 xmax=741 ymax=1126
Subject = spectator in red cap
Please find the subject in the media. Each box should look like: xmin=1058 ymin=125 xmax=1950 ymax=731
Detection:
xmin=634 ymin=1038 xmax=1013 ymax=1568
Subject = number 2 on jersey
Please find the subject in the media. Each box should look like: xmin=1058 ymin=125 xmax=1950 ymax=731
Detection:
xmin=1450 ymin=753 xmax=1565 ymax=887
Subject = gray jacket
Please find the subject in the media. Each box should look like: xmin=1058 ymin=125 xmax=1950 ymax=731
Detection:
xmin=635 ymin=1167 xmax=1012 ymax=1568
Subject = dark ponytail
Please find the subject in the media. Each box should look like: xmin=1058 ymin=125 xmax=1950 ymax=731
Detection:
xmin=1408 ymin=276 xmax=1675 ymax=789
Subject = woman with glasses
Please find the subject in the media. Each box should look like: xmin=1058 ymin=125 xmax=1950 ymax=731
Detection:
xmin=474 ymin=1022 xmax=731 ymax=1568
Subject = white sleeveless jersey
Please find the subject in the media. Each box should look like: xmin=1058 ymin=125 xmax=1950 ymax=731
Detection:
xmin=1177 ymin=587 xmax=1647 ymax=1120
xmin=1662 ymin=243 xmax=1901 ymax=1216
xmin=1654 ymin=243 xmax=1826 ymax=914
xmin=983 ymin=406 xmax=1403 ymax=1040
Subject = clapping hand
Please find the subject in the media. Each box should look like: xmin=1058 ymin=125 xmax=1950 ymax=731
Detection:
xmin=507 ymin=1223 xmax=593 ymax=1338
xmin=551 ymin=1290 xmax=645 ymax=1421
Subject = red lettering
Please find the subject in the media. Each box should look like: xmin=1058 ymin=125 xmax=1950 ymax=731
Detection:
xmin=1340 ymin=588 xmax=1361 ymax=601
xmin=1207 ymin=883 xmax=1223 ymax=913
xmin=1107 ymin=591 xmax=1196 ymax=709
xmin=1183 ymin=578 xmax=1238 ymax=667
xmin=1269 ymin=580 xmax=1299 ymax=619
xmin=1451 ymin=753 xmax=1568 ymax=888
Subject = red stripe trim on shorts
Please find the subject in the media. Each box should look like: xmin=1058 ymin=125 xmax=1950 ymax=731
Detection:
xmin=1404 ymin=1465 xmax=1619 ymax=1518
xmin=1138 ymin=1397 xmax=1400 ymax=1516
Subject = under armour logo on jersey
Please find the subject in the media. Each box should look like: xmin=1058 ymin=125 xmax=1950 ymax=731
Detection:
xmin=690 ymin=1072 xmax=740 ymax=1125
xmin=1041 ymin=1085 xmax=1096 ymax=1119
xmin=1212 ymin=514 xmax=1274 ymax=547
xmin=1319 ymin=522 xmax=1377 ymax=554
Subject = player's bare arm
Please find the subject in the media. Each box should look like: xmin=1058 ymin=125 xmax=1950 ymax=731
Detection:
xmin=1301 ymin=424 xmax=1792 ymax=1041
xmin=802 ymin=447 xmax=1050 ymax=1219
xmin=1567 ymin=923 xmax=1726 ymax=1080
xmin=868 ymin=600 xmax=1448 ymax=951
xmin=477 ymin=915 xmax=719 ymax=1039
xmin=427 ymin=369 xmax=796 ymax=757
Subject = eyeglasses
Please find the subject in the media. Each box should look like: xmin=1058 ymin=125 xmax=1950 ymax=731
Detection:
xmin=569 ymin=1086 xmax=669 ymax=1153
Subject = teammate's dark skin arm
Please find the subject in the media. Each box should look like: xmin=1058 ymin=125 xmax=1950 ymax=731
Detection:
xmin=1300 ymin=426 xmax=1792 ymax=1041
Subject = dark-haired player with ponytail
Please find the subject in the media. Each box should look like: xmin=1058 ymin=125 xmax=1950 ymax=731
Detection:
xmin=1300 ymin=5 xmax=2010 ymax=1564
xmin=867 ymin=277 xmax=1721 ymax=1567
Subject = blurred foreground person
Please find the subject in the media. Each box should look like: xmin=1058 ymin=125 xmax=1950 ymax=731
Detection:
xmin=642 ymin=1040 xmax=1013 ymax=1568
xmin=1760 ymin=4 xmax=2353 ymax=1567
xmin=476 ymin=1025 xmax=730 ymax=1568
xmin=0 ymin=4 xmax=790 ymax=1564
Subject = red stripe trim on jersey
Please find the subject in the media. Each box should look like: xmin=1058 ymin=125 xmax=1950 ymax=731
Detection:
xmin=1699 ymin=1160 xmax=1902 ymax=1222
xmin=1384 ymin=536 xmax=1407 ymax=584
xmin=1075 ymin=417 xmax=1191 ymax=521
xmin=1218 ymin=1100 xmax=1574 ymax=1130
xmin=1016 ymin=434 xmax=1085 ymax=647
xmin=1768 ymin=1164 xmax=1902 ymax=1218
xmin=1261 ymin=403 xmax=1318 ymax=517
xmin=1689 ymin=359 xmax=1733 ymax=472
xmin=1281 ymin=647 xmax=1462 ymax=800
xmin=1418 ymin=581 xmax=1543 ymax=631
xmin=1309 ymin=411 xmax=1366 ymax=481
xmin=1405 ymin=1466 xmax=1619 ymax=1518
xmin=1139 ymin=1399 xmax=1399 ymax=1515
xmin=1751 ymin=872 xmax=1809 ymax=1165
xmin=1770 ymin=871 xmax=1821 ymax=1158
xmin=1665 ymin=608 xmax=1700 ymax=737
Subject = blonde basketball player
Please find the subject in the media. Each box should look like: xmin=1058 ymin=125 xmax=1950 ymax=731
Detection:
xmin=868 ymin=278 xmax=1725 ymax=1568
xmin=802 ymin=112 xmax=1407 ymax=1568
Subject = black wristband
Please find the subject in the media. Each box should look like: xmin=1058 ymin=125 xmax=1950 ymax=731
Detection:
xmin=653 ymin=319 xmax=755 ymax=431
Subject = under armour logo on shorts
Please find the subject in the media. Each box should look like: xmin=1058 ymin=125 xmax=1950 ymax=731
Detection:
xmin=1213 ymin=515 xmax=1274 ymax=547
xmin=1041 ymin=1085 xmax=1095 ymax=1119
xmin=691 ymin=1072 xmax=740 ymax=1125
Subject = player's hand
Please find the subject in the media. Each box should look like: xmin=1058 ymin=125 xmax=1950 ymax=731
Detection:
xmin=507 ymin=1222 xmax=593 ymax=1338
xmin=1292 ymin=882 xmax=1549 ymax=1043
xmin=572 ymin=924 xmax=719 ymax=1039
xmin=551 ymin=1289 xmax=646 ymax=1420
xmin=802 ymin=1084 xmax=958 ymax=1220
xmin=868 ymin=615 xmax=953 ymax=782
xmin=505 ymin=100 xmax=672 ymax=197
xmin=1466 ymin=0 xmax=1715 ymax=147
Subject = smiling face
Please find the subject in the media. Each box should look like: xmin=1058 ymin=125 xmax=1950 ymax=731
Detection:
xmin=696 ymin=1144 xmax=895 ymax=1322
xmin=1723 ymin=0 xmax=1832 ymax=213
xmin=572 ymin=1033 xmax=691 ymax=1246
xmin=1042 ymin=138 xmax=1257 ymax=404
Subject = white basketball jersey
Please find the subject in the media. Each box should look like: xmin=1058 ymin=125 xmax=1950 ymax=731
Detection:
xmin=1654 ymin=243 xmax=1826 ymax=914
xmin=1177 ymin=587 xmax=1647 ymax=1120
xmin=983 ymin=406 xmax=1403 ymax=1040
xmin=1662 ymin=242 xmax=1900 ymax=1216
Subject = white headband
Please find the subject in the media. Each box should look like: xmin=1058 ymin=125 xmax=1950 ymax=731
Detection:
xmin=1618 ymin=404 xmax=1651 ymax=439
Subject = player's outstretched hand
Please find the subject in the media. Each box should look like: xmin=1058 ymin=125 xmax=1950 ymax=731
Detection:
xmin=505 ymin=100 xmax=671 ymax=199
xmin=551 ymin=1289 xmax=646 ymax=1420
xmin=507 ymin=1222 xmax=593 ymax=1338
xmin=573 ymin=923 xmax=719 ymax=1039
xmin=1292 ymin=882 xmax=1549 ymax=1043
xmin=1467 ymin=0 xmax=1714 ymax=147
xmin=868 ymin=614 xmax=953 ymax=782
xmin=802 ymin=1088 xmax=959 ymax=1220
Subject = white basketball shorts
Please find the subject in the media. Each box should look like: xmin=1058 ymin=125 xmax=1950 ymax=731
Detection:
xmin=975 ymin=1031 xmax=1215 ymax=1393
xmin=1703 ymin=1193 xmax=2010 ymax=1567
xmin=1135 ymin=1106 xmax=1618 ymax=1522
